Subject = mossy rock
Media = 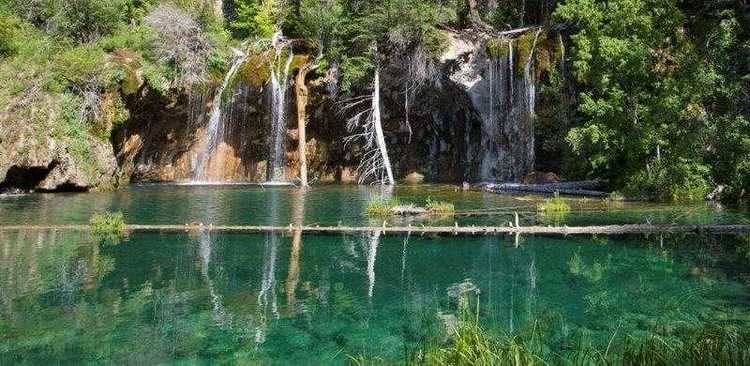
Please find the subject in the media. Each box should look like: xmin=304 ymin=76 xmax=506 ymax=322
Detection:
xmin=237 ymin=51 xmax=274 ymax=88
xmin=514 ymin=30 xmax=560 ymax=75
xmin=486 ymin=38 xmax=510 ymax=59
xmin=110 ymin=48 xmax=143 ymax=95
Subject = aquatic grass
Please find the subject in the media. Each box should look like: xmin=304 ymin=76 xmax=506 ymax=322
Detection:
xmin=365 ymin=198 xmax=399 ymax=218
xmin=425 ymin=300 xmax=547 ymax=366
xmin=601 ymin=191 xmax=626 ymax=209
xmin=89 ymin=211 xmax=126 ymax=241
xmin=422 ymin=319 xmax=750 ymax=366
xmin=425 ymin=198 xmax=455 ymax=215
xmin=537 ymin=192 xmax=571 ymax=226
xmin=537 ymin=192 xmax=571 ymax=214
xmin=366 ymin=198 xmax=455 ymax=218
xmin=414 ymin=294 xmax=750 ymax=366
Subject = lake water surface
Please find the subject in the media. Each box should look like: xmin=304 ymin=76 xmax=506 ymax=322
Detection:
xmin=1 ymin=186 xmax=749 ymax=364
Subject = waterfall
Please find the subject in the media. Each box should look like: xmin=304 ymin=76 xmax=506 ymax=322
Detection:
xmin=193 ymin=50 xmax=247 ymax=182
xmin=470 ymin=36 xmax=537 ymax=182
xmin=268 ymin=33 xmax=294 ymax=182
xmin=508 ymin=40 xmax=514 ymax=99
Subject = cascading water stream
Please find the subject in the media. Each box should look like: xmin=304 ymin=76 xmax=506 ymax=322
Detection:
xmin=193 ymin=50 xmax=248 ymax=182
xmin=268 ymin=33 xmax=294 ymax=183
xmin=471 ymin=36 xmax=537 ymax=182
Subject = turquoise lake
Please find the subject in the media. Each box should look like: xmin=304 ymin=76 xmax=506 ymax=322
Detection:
xmin=1 ymin=185 xmax=749 ymax=364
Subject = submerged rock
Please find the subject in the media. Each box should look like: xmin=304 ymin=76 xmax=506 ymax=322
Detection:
xmin=447 ymin=278 xmax=481 ymax=299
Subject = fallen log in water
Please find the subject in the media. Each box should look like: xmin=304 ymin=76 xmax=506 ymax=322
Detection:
xmin=482 ymin=181 xmax=608 ymax=197
xmin=1 ymin=224 xmax=750 ymax=236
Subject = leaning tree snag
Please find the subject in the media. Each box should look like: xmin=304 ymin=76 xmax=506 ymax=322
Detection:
xmin=342 ymin=68 xmax=395 ymax=185
xmin=294 ymin=56 xmax=319 ymax=187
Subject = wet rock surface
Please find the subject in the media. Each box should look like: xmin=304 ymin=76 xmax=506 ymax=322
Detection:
xmin=112 ymin=28 xmax=558 ymax=185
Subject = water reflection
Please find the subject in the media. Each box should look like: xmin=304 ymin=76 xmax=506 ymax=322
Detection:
xmin=2 ymin=230 xmax=750 ymax=363
xmin=199 ymin=231 xmax=229 ymax=326
xmin=4 ymin=185 xmax=744 ymax=228
xmin=285 ymin=188 xmax=305 ymax=308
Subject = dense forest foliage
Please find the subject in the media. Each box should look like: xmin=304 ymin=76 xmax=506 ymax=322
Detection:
xmin=0 ymin=0 xmax=748 ymax=203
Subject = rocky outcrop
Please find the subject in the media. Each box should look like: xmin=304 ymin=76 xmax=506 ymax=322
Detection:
xmin=0 ymin=124 xmax=117 ymax=192
xmin=112 ymin=28 xmax=562 ymax=185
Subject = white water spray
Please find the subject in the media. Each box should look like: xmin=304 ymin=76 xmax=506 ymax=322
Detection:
xmin=471 ymin=35 xmax=537 ymax=182
xmin=193 ymin=50 xmax=248 ymax=182
xmin=268 ymin=32 xmax=294 ymax=182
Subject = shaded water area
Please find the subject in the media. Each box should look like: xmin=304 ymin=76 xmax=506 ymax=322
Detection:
xmin=1 ymin=229 xmax=750 ymax=364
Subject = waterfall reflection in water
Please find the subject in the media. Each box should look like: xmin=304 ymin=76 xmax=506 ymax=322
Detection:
xmin=2 ymin=224 xmax=750 ymax=363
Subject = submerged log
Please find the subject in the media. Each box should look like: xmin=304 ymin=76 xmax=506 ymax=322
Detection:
xmin=2 ymin=224 xmax=750 ymax=236
xmin=391 ymin=205 xmax=428 ymax=216
xmin=482 ymin=181 xmax=608 ymax=197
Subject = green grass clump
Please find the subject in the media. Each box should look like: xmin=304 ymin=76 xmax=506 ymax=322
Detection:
xmin=90 ymin=211 xmax=126 ymax=240
xmin=426 ymin=302 xmax=546 ymax=366
xmin=537 ymin=192 xmax=571 ymax=214
xmin=365 ymin=198 xmax=399 ymax=218
xmin=425 ymin=199 xmax=455 ymax=215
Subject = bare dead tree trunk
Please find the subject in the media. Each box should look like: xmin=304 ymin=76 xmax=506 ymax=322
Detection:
xmin=295 ymin=60 xmax=314 ymax=187
xmin=342 ymin=67 xmax=395 ymax=185
xmin=213 ymin=0 xmax=224 ymax=20
xmin=372 ymin=69 xmax=395 ymax=185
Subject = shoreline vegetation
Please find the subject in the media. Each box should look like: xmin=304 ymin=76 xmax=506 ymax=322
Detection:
xmin=351 ymin=302 xmax=750 ymax=365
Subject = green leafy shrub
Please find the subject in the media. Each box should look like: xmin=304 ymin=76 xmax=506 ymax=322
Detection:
xmin=625 ymin=159 xmax=711 ymax=202
xmin=232 ymin=0 xmax=281 ymax=38
xmin=90 ymin=211 xmax=127 ymax=240
xmin=52 ymin=45 xmax=110 ymax=87
xmin=99 ymin=24 xmax=152 ymax=52
xmin=0 ymin=13 xmax=20 ymax=57
xmin=52 ymin=0 xmax=128 ymax=42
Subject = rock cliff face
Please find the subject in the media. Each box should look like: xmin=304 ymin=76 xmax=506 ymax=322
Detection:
xmin=0 ymin=119 xmax=117 ymax=193
xmin=111 ymin=29 xmax=561 ymax=185
xmin=0 ymin=28 xmax=563 ymax=191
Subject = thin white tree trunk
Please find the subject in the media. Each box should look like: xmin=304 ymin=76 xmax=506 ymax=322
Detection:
xmin=372 ymin=69 xmax=395 ymax=185
xmin=213 ymin=0 xmax=223 ymax=20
